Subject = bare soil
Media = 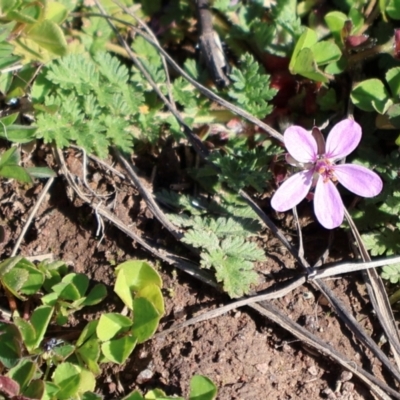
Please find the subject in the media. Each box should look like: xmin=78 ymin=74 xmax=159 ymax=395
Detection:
xmin=0 ymin=146 xmax=394 ymax=400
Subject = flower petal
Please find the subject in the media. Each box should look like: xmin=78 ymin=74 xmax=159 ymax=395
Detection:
xmin=284 ymin=126 xmax=317 ymax=163
xmin=325 ymin=119 xmax=361 ymax=160
xmin=314 ymin=177 xmax=344 ymax=229
xmin=334 ymin=164 xmax=383 ymax=197
xmin=271 ymin=170 xmax=313 ymax=212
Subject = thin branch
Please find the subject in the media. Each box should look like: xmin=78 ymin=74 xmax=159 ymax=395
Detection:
xmin=114 ymin=149 xmax=183 ymax=241
xmin=11 ymin=177 xmax=54 ymax=256
xmin=80 ymin=8 xmax=284 ymax=143
xmin=344 ymin=208 xmax=400 ymax=369
xmin=311 ymin=255 xmax=400 ymax=279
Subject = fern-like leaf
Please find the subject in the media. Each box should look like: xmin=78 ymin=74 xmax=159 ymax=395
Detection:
xmin=201 ymin=249 xmax=259 ymax=298
xmin=183 ymin=229 xmax=219 ymax=250
xmin=228 ymin=53 xmax=276 ymax=118
xmin=221 ymin=236 xmax=265 ymax=261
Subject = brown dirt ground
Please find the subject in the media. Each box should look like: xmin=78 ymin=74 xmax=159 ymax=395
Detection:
xmin=0 ymin=146 xmax=397 ymax=400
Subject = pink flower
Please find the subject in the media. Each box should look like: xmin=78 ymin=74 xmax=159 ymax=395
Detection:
xmin=271 ymin=119 xmax=383 ymax=229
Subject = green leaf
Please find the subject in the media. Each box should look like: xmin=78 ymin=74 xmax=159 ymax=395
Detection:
xmin=388 ymin=104 xmax=400 ymax=128
xmin=81 ymin=284 xmax=107 ymax=306
xmin=0 ymin=113 xmax=19 ymax=126
xmin=82 ymin=392 xmax=104 ymax=400
xmin=77 ymin=369 xmax=96 ymax=393
xmin=7 ymin=359 xmax=37 ymax=390
xmin=34 ymin=52 xmax=141 ymax=156
xmin=13 ymin=317 xmax=36 ymax=349
xmin=62 ymin=273 xmax=89 ymax=297
xmin=131 ymin=36 xmax=165 ymax=83
xmin=211 ymin=150 xmax=270 ymax=192
xmin=44 ymin=382 xmax=59 ymax=399
xmin=221 ymin=235 xmax=266 ymax=261
xmin=76 ymin=320 xmax=98 ymax=347
xmin=382 ymin=264 xmax=400 ymax=283
xmin=309 ymin=41 xmax=341 ymax=65
xmin=324 ymin=11 xmax=347 ymax=36
xmin=137 ymin=284 xmax=165 ymax=316
xmin=0 ymin=2 xmax=17 ymax=18
xmin=52 ymin=344 xmax=75 ymax=360
xmin=289 ymin=47 xmax=329 ymax=83
xmin=0 ymin=323 xmax=22 ymax=368
xmin=288 ymin=27 xmax=336 ymax=82
xmin=26 ymin=20 xmax=67 ymax=56
xmin=76 ymin=338 xmax=101 ymax=375
xmin=387 ymin=0 xmax=400 ymax=19
xmin=52 ymin=363 xmax=81 ymax=400
xmin=2 ymin=266 xmax=29 ymax=299
xmin=349 ymin=8 xmax=364 ymax=32
xmin=140 ymin=0 xmax=161 ymax=15
xmin=101 ymin=335 xmax=137 ymax=364
xmin=183 ymin=229 xmax=219 ymax=251
xmin=114 ymin=260 xmax=162 ymax=310
xmin=44 ymin=1 xmax=68 ymax=24
xmin=22 ymin=379 xmax=45 ymax=399
xmin=228 ymin=53 xmax=276 ymax=118
xmin=0 ymin=148 xmax=33 ymax=183
xmin=201 ymin=241 xmax=260 ymax=299
xmin=362 ymin=229 xmax=400 ymax=256
xmin=212 ymin=0 xmax=231 ymax=12
xmin=145 ymin=388 xmax=184 ymax=399
xmin=289 ymin=27 xmax=318 ymax=69
xmin=7 ymin=9 xmax=39 ymax=24
xmin=18 ymin=262 xmax=44 ymax=295
xmin=122 ymin=391 xmax=144 ymax=400
xmin=0 ymin=146 xmax=19 ymax=166
xmin=30 ymin=305 xmax=54 ymax=350
xmin=131 ymin=297 xmax=160 ymax=343
xmin=52 ymin=273 xmax=89 ymax=301
xmin=189 ymin=375 xmax=217 ymax=400
xmin=0 ymin=165 xmax=33 ymax=183
xmin=96 ymin=313 xmax=132 ymax=342
xmin=41 ymin=291 xmax=59 ymax=306
xmin=0 ymin=125 xmax=37 ymax=143
xmin=324 ymin=57 xmax=347 ymax=75
xmin=172 ymin=77 xmax=197 ymax=108
xmin=0 ymin=256 xmax=23 ymax=277
xmin=351 ymin=79 xmax=392 ymax=113
xmin=386 ymin=67 xmax=400 ymax=96
xmin=25 ymin=167 xmax=56 ymax=179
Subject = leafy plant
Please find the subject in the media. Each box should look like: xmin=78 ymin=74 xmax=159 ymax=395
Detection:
xmin=41 ymin=272 xmax=107 ymax=325
xmin=31 ymin=52 xmax=146 ymax=158
xmin=0 ymin=0 xmax=68 ymax=67
xmin=289 ymin=28 xmax=342 ymax=83
xmin=0 ymin=146 xmax=55 ymax=183
xmin=227 ymin=53 xmax=277 ymax=118
xmin=0 ymin=257 xmax=165 ymax=399
xmin=122 ymin=375 xmax=217 ymax=400
xmin=161 ymin=191 xmax=265 ymax=298
xmin=382 ymin=264 xmax=400 ymax=284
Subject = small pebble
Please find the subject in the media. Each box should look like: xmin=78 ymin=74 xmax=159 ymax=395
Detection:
xmin=308 ymin=365 xmax=318 ymax=376
xmin=136 ymin=368 xmax=154 ymax=384
xmin=339 ymin=371 xmax=353 ymax=382
xmin=342 ymin=381 xmax=354 ymax=393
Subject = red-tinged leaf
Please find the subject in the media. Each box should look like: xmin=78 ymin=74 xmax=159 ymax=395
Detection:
xmin=262 ymin=53 xmax=289 ymax=73
xmin=270 ymin=71 xmax=297 ymax=108
xmin=395 ymin=29 xmax=400 ymax=59
xmin=0 ymin=376 xmax=20 ymax=397
xmin=346 ymin=34 xmax=369 ymax=48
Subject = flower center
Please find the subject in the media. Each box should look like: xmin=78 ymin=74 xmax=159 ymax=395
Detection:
xmin=315 ymin=158 xmax=337 ymax=183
